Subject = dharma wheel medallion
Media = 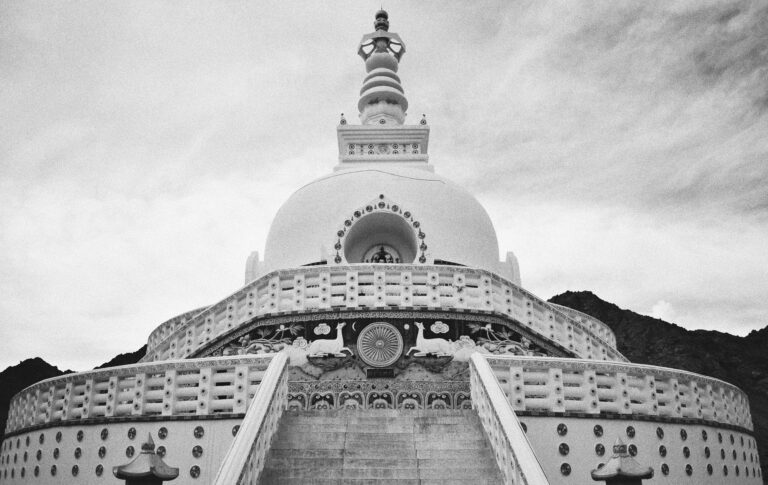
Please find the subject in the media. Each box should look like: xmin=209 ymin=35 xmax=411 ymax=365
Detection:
xmin=357 ymin=322 xmax=403 ymax=367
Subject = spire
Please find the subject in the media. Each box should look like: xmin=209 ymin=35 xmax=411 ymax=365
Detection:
xmin=356 ymin=10 xmax=408 ymax=125
xmin=336 ymin=10 xmax=429 ymax=169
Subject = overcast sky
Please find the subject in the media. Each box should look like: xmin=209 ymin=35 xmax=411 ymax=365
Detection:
xmin=1 ymin=1 xmax=766 ymax=372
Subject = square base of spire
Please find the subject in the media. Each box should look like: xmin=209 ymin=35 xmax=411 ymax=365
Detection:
xmin=336 ymin=124 xmax=430 ymax=170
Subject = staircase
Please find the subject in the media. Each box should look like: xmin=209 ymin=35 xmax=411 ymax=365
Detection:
xmin=261 ymin=408 xmax=504 ymax=484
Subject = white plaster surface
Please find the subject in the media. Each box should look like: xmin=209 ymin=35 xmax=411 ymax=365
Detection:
xmin=263 ymin=165 xmax=503 ymax=274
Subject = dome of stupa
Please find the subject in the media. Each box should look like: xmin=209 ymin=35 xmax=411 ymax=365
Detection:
xmin=262 ymin=164 xmax=501 ymax=274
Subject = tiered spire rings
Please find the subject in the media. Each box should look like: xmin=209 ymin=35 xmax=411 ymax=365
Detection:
xmin=357 ymin=10 xmax=408 ymax=125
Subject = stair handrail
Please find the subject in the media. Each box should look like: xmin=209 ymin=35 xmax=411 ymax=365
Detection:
xmin=470 ymin=352 xmax=550 ymax=485
xmin=213 ymin=352 xmax=289 ymax=485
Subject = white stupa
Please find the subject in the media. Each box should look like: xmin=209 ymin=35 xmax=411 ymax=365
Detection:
xmin=0 ymin=10 xmax=760 ymax=485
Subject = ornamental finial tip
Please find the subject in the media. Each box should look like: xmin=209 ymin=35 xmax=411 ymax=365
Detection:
xmin=374 ymin=9 xmax=389 ymax=31
xmin=141 ymin=433 xmax=155 ymax=453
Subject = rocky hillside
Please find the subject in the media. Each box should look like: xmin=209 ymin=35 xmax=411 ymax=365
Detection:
xmin=0 ymin=346 xmax=146 ymax=439
xmin=549 ymin=290 xmax=768 ymax=481
xmin=0 ymin=358 xmax=70 ymax=439
xmin=94 ymin=345 xmax=147 ymax=369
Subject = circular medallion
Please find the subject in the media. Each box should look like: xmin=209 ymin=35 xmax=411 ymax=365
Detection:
xmin=357 ymin=322 xmax=403 ymax=367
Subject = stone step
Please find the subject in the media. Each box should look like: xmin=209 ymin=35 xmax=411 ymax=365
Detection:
xmin=415 ymin=448 xmax=498 ymax=460
xmin=342 ymin=458 xmax=418 ymax=468
xmin=280 ymin=418 xmax=480 ymax=429
xmin=278 ymin=423 xmax=351 ymax=432
xmin=419 ymin=467 xmax=502 ymax=480
xmin=342 ymin=468 xmax=420 ymax=479
xmin=271 ymin=440 xmax=347 ymax=449
xmin=265 ymin=457 xmax=346 ymax=469
xmin=276 ymin=430 xmax=348 ymax=441
xmin=268 ymin=448 xmax=344 ymax=459
xmin=420 ymin=480 xmax=502 ymax=485
xmin=341 ymin=448 xmax=417 ymax=460
xmin=261 ymin=479 xmax=422 ymax=485
xmin=415 ymin=439 xmax=490 ymax=450
xmin=281 ymin=414 xmax=479 ymax=423
xmin=262 ymin=468 xmax=343 ymax=479
xmin=417 ymin=457 xmax=497 ymax=468
xmin=262 ymin=468 xmax=425 ymax=480
xmin=342 ymin=441 xmax=416 ymax=451
xmin=412 ymin=423 xmax=484 ymax=433
xmin=264 ymin=408 xmax=502 ymax=484
xmin=263 ymin=467 xmax=501 ymax=481
xmin=261 ymin=475 xmax=502 ymax=485
xmin=288 ymin=409 xmax=472 ymax=418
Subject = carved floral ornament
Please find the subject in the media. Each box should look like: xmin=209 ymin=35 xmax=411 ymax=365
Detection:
xmin=332 ymin=194 xmax=428 ymax=264
xmin=430 ymin=321 xmax=449 ymax=334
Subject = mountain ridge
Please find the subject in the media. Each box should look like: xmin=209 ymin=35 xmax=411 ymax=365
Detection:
xmin=0 ymin=347 xmax=146 ymax=440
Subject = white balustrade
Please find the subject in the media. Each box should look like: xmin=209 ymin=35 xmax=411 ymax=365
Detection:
xmin=548 ymin=303 xmax=616 ymax=348
xmin=4 ymin=355 xmax=275 ymax=435
xmin=486 ymin=355 xmax=754 ymax=431
xmin=142 ymin=264 xmax=624 ymax=364
xmin=213 ymin=352 xmax=288 ymax=485
xmin=469 ymin=353 xmax=551 ymax=485
xmin=146 ymin=306 xmax=208 ymax=355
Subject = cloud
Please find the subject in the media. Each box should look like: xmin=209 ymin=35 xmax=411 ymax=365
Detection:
xmin=650 ymin=300 xmax=677 ymax=323
xmin=0 ymin=1 xmax=766 ymax=371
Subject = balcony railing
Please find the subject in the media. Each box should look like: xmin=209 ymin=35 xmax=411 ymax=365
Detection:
xmin=142 ymin=264 xmax=624 ymax=363
xmin=470 ymin=353 xmax=551 ymax=485
xmin=486 ymin=355 xmax=753 ymax=431
xmin=4 ymin=355 xmax=277 ymax=435
xmin=548 ymin=303 xmax=616 ymax=348
xmin=214 ymin=352 xmax=288 ymax=485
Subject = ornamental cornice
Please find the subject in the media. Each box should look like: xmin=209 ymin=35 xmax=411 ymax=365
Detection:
xmin=192 ymin=308 xmax=573 ymax=360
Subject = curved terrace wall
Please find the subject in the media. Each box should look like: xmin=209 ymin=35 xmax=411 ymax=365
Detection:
xmin=142 ymin=264 xmax=625 ymax=364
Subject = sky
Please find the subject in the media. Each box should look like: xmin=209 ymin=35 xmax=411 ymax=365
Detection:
xmin=1 ymin=1 xmax=766 ymax=372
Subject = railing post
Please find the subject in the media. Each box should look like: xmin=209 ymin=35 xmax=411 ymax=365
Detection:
xmin=267 ymin=275 xmax=280 ymax=312
xmin=400 ymin=271 xmax=412 ymax=306
xmin=584 ymin=370 xmax=600 ymax=414
xmin=690 ymin=380 xmax=702 ymax=419
xmin=105 ymin=376 xmax=118 ymax=417
xmin=346 ymin=271 xmax=358 ymax=307
xmin=293 ymin=274 xmax=305 ymax=310
xmin=318 ymin=271 xmax=331 ymax=308
xmin=509 ymin=365 xmax=526 ymax=410
xmin=32 ymin=389 xmax=43 ymax=427
xmin=374 ymin=270 xmax=386 ymax=307
xmin=132 ymin=373 xmax=147 ymax=416
xmin=480 ymin=275 xmax=493 ymax=310
xmin=669 ymin=378 xmax=682 ymax=417
xmin=427 ymin=271 xmax=440 ymax=308
xmin=616 ymin=372 xmax=632 ymax=415
xmin=161 ymin=370 xmax=176 ymax=416
xmin=81 ymin=378 xmax=95 ymax=419
xmin=550 ymin=368 xmax=565 ymax=413
xmin=645 ymin=375 xmax=658 ymax=416
xmin=197 ymin=367 xmax=213 ymax=415
xmin=62 ymin=381 xmax=73 ymax=421
xmin=233 ymin=365 xmax=250 ymax=413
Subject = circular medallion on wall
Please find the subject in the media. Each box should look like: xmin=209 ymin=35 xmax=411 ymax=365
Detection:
xmin=357 ymin=322 xmax=403 ymax=367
